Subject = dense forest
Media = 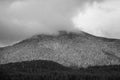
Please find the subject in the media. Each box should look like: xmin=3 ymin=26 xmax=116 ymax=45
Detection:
xmin=0 ymin=60 xmax=120 ymax=80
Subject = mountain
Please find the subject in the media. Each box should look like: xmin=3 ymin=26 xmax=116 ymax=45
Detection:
xmin=0 ymin=31 xmax=120 ymax=68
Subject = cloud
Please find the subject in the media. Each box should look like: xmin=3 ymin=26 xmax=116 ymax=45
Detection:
xmin=0 ymin=0 xmax=103 ymax=46
xmin=73 ymin=0 xmax=120 ymax=38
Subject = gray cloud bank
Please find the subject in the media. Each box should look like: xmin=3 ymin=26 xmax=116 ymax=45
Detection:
xmin=0 ymin=0 xmax=120 ymax=47
xmin=0 ymin=0 xmax=103 ymax=46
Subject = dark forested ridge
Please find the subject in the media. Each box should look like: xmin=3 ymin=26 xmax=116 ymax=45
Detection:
xmin=0 ymin=60 xmax=120 ymax=80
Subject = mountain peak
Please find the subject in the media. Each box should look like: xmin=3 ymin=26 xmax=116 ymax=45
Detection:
xmin=0 ymin=31 xmax=120 ymax=68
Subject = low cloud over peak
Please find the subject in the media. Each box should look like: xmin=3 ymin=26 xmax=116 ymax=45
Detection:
xmin=0 ymin=0 xmax=120 ymax=46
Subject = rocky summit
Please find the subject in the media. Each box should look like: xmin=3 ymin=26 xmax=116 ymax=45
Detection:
xmin=0 ymin=31 xmax=120 ymax=68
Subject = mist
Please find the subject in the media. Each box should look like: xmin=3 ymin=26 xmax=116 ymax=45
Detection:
xmin=0 ymin=0 xmax=120 ymax=47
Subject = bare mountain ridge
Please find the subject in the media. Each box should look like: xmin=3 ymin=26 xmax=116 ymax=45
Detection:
xmin=0 ymin=31 xmax=120 ymax=68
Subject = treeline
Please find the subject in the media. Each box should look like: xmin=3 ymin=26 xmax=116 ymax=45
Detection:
xmin=0 ymin=70 xmax=120 ymax=80
xmin=0 ymin=60 xmax=120 ymax=80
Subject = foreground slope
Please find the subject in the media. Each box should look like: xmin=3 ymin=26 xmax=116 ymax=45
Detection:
xmin=0 ymin=31 xmax=120 ymax=67
xmin=0 ymin=60 xmax=120 ymax=80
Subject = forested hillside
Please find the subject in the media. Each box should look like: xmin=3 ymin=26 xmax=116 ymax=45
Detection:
xmin=0 ymin=31 xmax=120 ymax=68
xmin=0 ymin=60 xmax=120 ymax=80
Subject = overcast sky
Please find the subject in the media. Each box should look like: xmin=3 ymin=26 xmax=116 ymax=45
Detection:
xmin=0 ymin=0 xmax=120 ymax=47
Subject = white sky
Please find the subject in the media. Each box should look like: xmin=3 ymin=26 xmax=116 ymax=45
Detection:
xmin=0 ymin=0 xmax=120 ymax=46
